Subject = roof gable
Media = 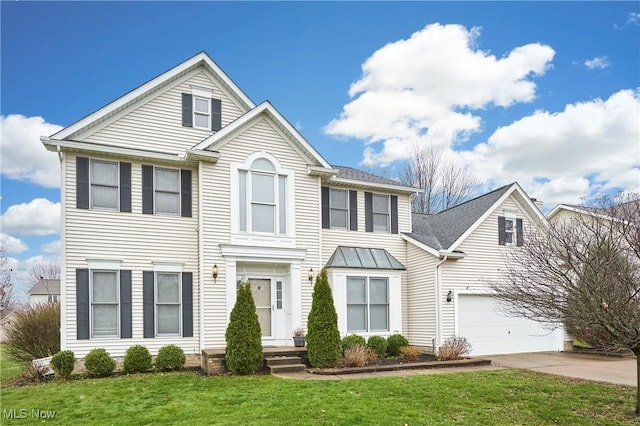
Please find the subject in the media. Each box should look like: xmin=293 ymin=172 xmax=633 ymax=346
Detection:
xmin=51 ymin=52 xmax=255 ymax=141
xmin=406 ymin=182 xmax=546 ymax=252
xmin=193 ymin=101 xmax=332 ymax=169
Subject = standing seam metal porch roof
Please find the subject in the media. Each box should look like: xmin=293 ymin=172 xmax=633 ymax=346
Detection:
xmin=325 ymin=246 xmax=406 ymax=270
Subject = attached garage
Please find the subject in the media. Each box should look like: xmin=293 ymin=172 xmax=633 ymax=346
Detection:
xmin=457 ymin=294 xmax=563 ymax=356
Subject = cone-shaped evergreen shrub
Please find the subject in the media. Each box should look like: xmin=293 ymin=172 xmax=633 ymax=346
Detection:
xmin=225 ymin=282 xmax=263 ymax=375
xmin=306 ymin=269 xmax=341 ymax=368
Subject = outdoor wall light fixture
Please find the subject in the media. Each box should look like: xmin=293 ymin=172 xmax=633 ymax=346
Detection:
xmin=308 ymin=268 xmax=314 ymax=282
xmin=212 ymin=265 xmax=219 ymax=283
xmin=446 ymin=290 xmax=453 ymax=303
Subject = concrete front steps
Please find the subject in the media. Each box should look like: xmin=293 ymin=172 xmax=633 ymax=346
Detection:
xmin=265 ymin=355 xmax=306 ymax=374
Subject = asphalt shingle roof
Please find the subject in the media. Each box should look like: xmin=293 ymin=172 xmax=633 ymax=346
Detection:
xmin=332 ymin=165 xmax=417 ymax=190
xmin=406 ymin=183 xmax=514 ymax=251
xmin=28 ymin=279 xmax=61 ymax=295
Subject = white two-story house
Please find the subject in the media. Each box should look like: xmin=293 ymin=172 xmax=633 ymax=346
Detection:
xmin=43 ymin=52 xmax=566 ymax=361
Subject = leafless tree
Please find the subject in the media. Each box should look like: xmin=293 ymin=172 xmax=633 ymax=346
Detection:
xmin=0 ymin=249 xmax=19 ymax=317
xmin=28 ymin=262 xmax=60 ymax=288
xmin=400 ymin=143 xmax=477 ymax=214
xmin=488 ymin=193 xmax=640 ymax=416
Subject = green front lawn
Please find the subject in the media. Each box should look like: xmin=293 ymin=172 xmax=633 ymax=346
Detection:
xmin=1 ymin=369 xmax=638 ymax=425
xmin=0 ymin=344 xmax=22 ymax=382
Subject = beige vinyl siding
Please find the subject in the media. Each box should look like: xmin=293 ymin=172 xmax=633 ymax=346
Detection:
xmin=200 ymin=117 xmax=321 ymax=348
xmin=84 ymin=71 xmax=246 ymax=154
xmin=406 ymin=242 xmax=438 ymax=346
xmin=439 ymin=196 xmax=534 ymax=342
xmin=63 ymin=153 xmax=200 ymax=357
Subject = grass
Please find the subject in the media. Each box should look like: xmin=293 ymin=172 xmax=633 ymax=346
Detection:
xmin=0 ymin=344 xmax=23 ymax=383
xmin=1 ymin=369 xmax=638 ymax=425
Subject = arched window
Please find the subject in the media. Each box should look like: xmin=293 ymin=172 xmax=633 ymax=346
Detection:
xmin=238 ymin=157 xmax=287 ymax=235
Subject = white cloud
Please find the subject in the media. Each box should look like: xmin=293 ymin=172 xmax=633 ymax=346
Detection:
xmin=324 ymin=23 xmax=555 ymax=165
xmin=5 ymin=255 xmax=61 ymax=302
xmin=584 ymin=56 xmax=610 ymax=70
xmin=1 ymin=198 xmax=61 ymax=236
xmin=460 ymin=89 xmax=640 ymax=208
xmin=628 ymin=12 xmax=640 ymax=25
xmin=41 ymin=239 xmax=61 ymax=255
xmin=0 ymin=233 xmax=28 ymax=254
xmin=0 ymin=114 xmax=62 ymax=188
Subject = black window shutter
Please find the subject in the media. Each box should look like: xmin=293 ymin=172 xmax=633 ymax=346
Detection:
xmin=391 ymin=195 xmax=399 ymax=234
xmin=143 ymin=271 xmax=155 ymax=338
xmin=120 ymin=162 xmax=132 ymax=213
xmin=76 ymin=157 xmax=89 ymax=209
xmin=498 ymin=216 xmax=506 ymax=245
xmin=516 ymin=218 xmax=524 ymax=246
xmin=321 ymin=187 xmax=330 ymax=229
xmin=181 ymin=169 xmax=192 ymax=217
xmin=349 ymin=190 xmax=358 ymax=231
xmin=120 ymin=270 xmax=132 ymax=338
xmin=76 ymin=269 xmax=90 ymax=340
xmin=142 ymin=165 xmax=154 ymax=214
xmin=365 ymin=192 xmax=373 ymax=232
xmin=182 ymin=93 xmax=193 ymax=127
xmin=211 ymin=98 xmax=222 ymax=131
xmin=182 ymin=272 xmax=193 ymax=337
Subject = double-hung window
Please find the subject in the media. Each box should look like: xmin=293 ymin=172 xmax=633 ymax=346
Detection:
xmin=329 ymin=189 xmax=349 ymax=229
xmin=499 ymin=215 xmax=523 ymax=246
xmin=504 ymin=217 xmax=516 ymax=245
xmin=156 ymin=272 xmax=181 ymax=335
xmin=90 ymin=160 xmax=119 ymax=210
xmin=372 ymin=194 xmax=390 ymax=232
xmin=91 ymin=270 xmax=119 ymax=337
xmin=346 ymin=276 xmax=389 ymax=333
xmin=193 ymin=96 xmax=211 ymax=129
xmin=239 ymin=158 xmax=287 ymax=235
xmin=155 ymin=168 xmax=180 ymax=215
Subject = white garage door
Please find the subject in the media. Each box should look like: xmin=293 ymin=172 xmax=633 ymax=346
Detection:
xmin=457 ymin=294 xmax=562 ymax=356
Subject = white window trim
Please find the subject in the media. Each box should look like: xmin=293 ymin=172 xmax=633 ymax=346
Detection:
xmin=346 ymin=276 xmax=389 ymax=333
xmin=191 ymin=86 xmax=213 ymax=130
xmin=328 ymin=269 xmax=402 ymax=338
xmin=154 ymin=166 xmax=181 ymax=216
xmin=89 ymin=159 xmax=119 ymax=211
xmin=504 ymin=212 xmax=517 ymax=247
xmin=372 ymin=193 xmax=390 ymax=233
xmin=89 ymin=269 xmax=120 ymax=339
xmin=329 ymin=188 xmax=349 ymax=230
xmin=155 ymin=271 xmax=182 ymax=337
xmin=230 ymin=151 xmax=296 ymax=247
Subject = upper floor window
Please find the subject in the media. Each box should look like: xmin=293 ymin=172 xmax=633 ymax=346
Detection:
xmin=238 ymin=157 xmax=288 ymax=235
xmin=330 ymin=189 xmax=349 ymax=229
xmin=155 ymin=168 xmax=180 ymax=215
xmin=76 ymin=157 xmax=131 ymax=212
xmin=372 ymin=194 xmax=390 ymax=232
xmin=498 ymin=215 xmax=523 ymax=246
xmin=193 ymin=96 xmax=211 ymax=129
xmin=90 ymin=160 xmax=119 ymax=210
xmin=181 ymin=88 xmax=222 ymax=131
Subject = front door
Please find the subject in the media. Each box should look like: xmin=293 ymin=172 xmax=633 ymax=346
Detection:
xmin=248 ymin=278 xmax=272 ymax=338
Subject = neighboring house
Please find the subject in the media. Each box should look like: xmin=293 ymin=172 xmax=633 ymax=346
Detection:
xmin=403 ymin=183 xmax=567 ymax=356
xmin=41 ymin=52 xmax=561 ymax=360
xmin=28 ymin=279 xmax=61 ymax=306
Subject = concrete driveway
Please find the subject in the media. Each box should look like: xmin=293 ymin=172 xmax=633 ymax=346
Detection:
xmin=486 ymin=351 xmax=637 ymax=387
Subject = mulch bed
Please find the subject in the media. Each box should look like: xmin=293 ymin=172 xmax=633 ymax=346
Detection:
xmin=308 ymin=356 xmax=491 ymax=375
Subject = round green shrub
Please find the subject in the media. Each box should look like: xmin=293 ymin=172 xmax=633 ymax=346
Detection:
xmin=225 ymin=282 xmax=263 ymax=375
xmin=123 ymin=345 xmax=152 ymax=373
xmin=50 ymin=350 xmax=75 ymax=380
xmin=366 ymin=335 xmax=388 ymax=357
xmin=387 ymin=334 xmax=409 ymax=356
xmin=341 ymin=334 xmax=366 ymax=353
xmin=306 ymin=269 xmax=341 ymax=368
xmin=155 ymin=344 xmax=186 ymax=371
xmin=84 ymin=348 xmax=116 ymax=378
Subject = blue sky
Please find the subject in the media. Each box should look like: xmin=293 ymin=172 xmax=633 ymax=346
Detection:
xmin=1 ymin=1 xmax=639 ymax=300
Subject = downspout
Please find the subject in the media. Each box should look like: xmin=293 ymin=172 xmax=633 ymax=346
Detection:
xmin=198 ymin=160 xmax=205 ymax=355
xmin=435 ymin=254 xmax=448 ymax=351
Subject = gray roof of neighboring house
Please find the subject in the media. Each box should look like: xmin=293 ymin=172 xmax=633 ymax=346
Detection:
xmin=332 ymin=165 xmax=418 ymax=190
xmin=28 ymin=279 xmax=61 ymax=295
xmin=406 ymin=183 xmax=514 ymax=251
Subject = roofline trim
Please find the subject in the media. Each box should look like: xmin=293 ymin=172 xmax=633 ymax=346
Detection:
xmin=401 ymin=234 xmax=441 ymax=257
xmin=328 ymin=177 xmax=419 ymax=194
